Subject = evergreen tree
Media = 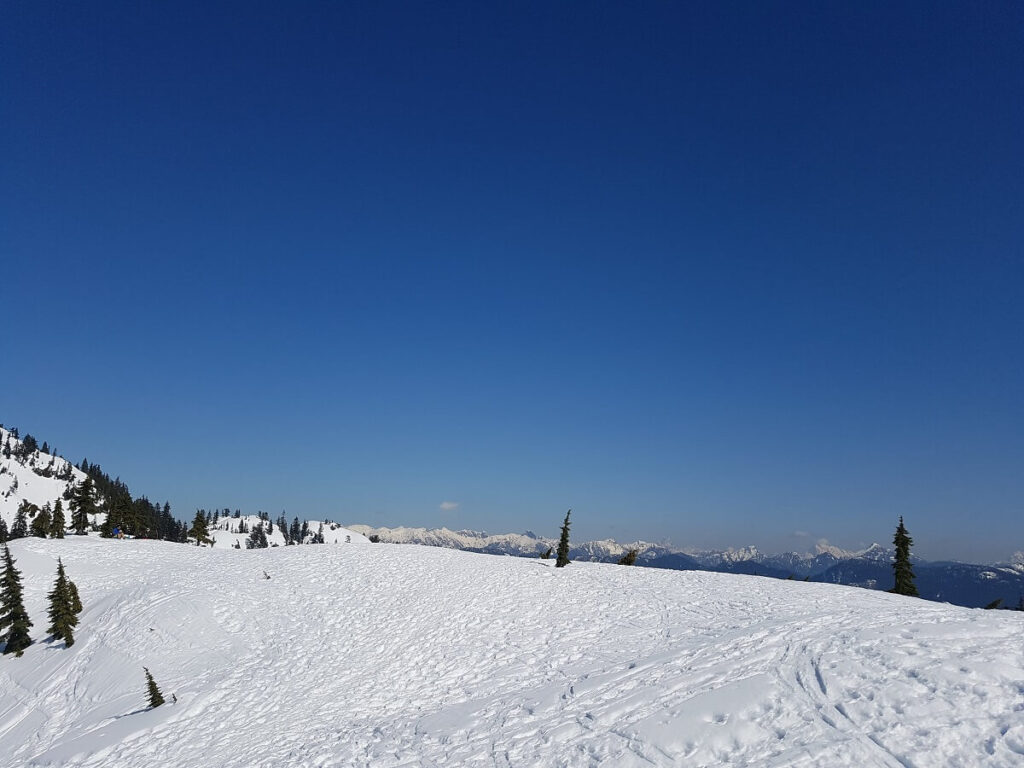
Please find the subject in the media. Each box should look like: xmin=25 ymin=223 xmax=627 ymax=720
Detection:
xmin=46 ymin=558 xmax=78 ymax=647
xmin=890 ymin=516 xmax=919 ymax=597
xmin=246 ymin=523 xmax=269 ymax=549
xmin=0 ymin=545 xmax=33 ymax=656
xmin=188 ymin=511 xmax=211 ymax=546
xmin=68 ymin=577 xmax=83 ymax=615
xmin=10 ymin=502 xmax=30 ymax=540
xmin=540 ymin=547 xmax=552 ymax=559
xmin=0 ymin=517 xmax=8 ymax=544
xmin=617 ymin=548 xmax=639 ymax=566
xmin=143 ymin=667 xmax=165 ymax=708
xmin=555 ymin=509 xmax=572 ymax=568
xmin=30 ymin=507 xmax=51 ymax=538
xmin=50 ymin=499 xmax=66 ymax=538
xmin=70 ymin=477 xmax=98 ymax=535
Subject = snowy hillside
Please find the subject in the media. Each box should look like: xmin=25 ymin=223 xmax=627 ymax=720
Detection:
xmin=0 ymin=427 xmax=97 ymax=530
xmin=2 ymin=537 xmax=1022 ymax=767
xmin=209 ymin=514 xmax=369 ymax=548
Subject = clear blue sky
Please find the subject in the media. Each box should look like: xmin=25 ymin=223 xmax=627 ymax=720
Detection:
xmin=3 ymin=2 xmax=1022 ymax=561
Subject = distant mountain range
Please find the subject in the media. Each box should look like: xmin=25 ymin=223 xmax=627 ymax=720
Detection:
xmin=348 ymin=524 xmax=1024 ymax=610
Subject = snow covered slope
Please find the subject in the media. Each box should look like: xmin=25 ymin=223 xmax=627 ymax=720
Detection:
xmin=2 ymin=537 xmax=1022 ymax=767
xmin=208 ymin=515 xmax=369 ymax=547
xmin=0 ymin=427 xmax=93 ymax=529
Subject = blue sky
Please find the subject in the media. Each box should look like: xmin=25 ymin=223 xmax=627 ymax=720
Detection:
xmin=3 ymin=2 xmax=1022 ymax=560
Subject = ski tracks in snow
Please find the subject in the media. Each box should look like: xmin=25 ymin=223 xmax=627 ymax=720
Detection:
xmin=2 ymin=537 xmax=1022 ymax=768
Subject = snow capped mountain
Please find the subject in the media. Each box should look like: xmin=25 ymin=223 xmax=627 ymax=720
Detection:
xmin=209 ymin=514 xmax=369 ymax=548
xmin=0 ymin=426 xmax=96 ymax=530
xmin=2 ymin=536 xmax=1022 ymax=767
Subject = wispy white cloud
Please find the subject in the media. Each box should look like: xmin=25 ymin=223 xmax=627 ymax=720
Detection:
xmin=792 ymin=530 xmax=810 ymax=538
xmin=439 ymin=501 xmax=459 ymax=511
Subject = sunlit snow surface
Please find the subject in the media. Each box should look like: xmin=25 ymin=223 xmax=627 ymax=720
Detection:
xmin=2 ymin=538 xmax=1022 ymax=767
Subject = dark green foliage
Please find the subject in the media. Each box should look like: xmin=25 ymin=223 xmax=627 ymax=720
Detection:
xmin=555 ymin=509 xmax=571 ymax=568
xmin=50 ymin=499 xmax=66 ymax=538
xmin=617 ymin=548 xmax=639 ymax=566
xmin=144 ymin=667 xmax=165 ymax=708
xmin=890 ymin=516 xmax=919 ymax=597
xmin=189 ymin=511 xmax=211 ymax=546
xmin=10 ymin=502 xmax=30 ymax=539
xmin=540 ymin=547 xmax=552 ymax=559
xmin=68 ymin=578 xmax=82 ymax=615
xmin=70 ymin=478 xmax=98 ymax=535
xmin=31 ymin=507 xmax=51 ymax=538
xmin=0 ymin=517 xmax=8 ymax=544
xmin=368 ymin=534 xmax=380 ymax=543
xmin=983 ymin=598 xmax=1003 ymax=610
xmin=0 ymin=545 xmax=33 ymax=656
xmin=47 ymin=559 xmax=78 ymax=647
xmin=246 ymin=523 xmax=269 ymax=549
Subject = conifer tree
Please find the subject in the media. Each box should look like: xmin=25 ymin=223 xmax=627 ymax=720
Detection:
xmin=189 ymin=511 xmax=211 ymax=546
xmin=10 ymin=502 xmax=29 ymax=540
xmin=0 ymin=545 xmax=33 ymax=656
xmin=143 ymin=667 xmax=165 ymax=708
xmin=30 ymin=507 xmax=51 ymax=538
xmin=555 ymin=509 xmax=572 ymax=568
xmin=246 ymin=523 xmax=268 ymax=549
xmin=890 ymin=516 xmax=919 ymax=597
xmin=68 ymin=577 xmax=83 ymax=615
xmin=50 ymin=499 xmax=66 ymax=538
xmin=0 ymin=517 xmax=8 ymax=544
xmin=70 ymin=477 xmax=97 ymax=535
xmin=46 ymin=558 xmax=78 ymax=647
xmin=540 ymin=547 xmax=552 ymax=559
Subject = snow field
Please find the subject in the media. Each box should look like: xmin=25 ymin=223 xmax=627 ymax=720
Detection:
xmin=0 ymin=537 xmax=1022 ymax=767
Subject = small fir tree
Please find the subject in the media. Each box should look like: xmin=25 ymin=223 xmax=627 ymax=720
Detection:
xmin=144 ymin=667 xmax=165 ymax=708
xmin=46 ymin=558 xmax=78 ymax=647
xmin=50 ymin=499 xmax=66 ymax=538
xmin=68 ymin=577 xmax=83 ymax=615
xmin=188 ymin=511 xmax=211 ymax=547
xmin=617 ymin=548 xmax=639 ymax=566
xmin=30 ymin=507 xmax=51 ymax=538
xmin=0 ymin=545 xmax=33 ymax=656
xmin=0 ymin=517 xmax=8 ymax=544
xmin=555 ymin=509 xmax=572 ymax=568
xmin=540 ymin=547 xmax=552 ymax=559
xmin=890 ymin=516 xmax=919 ymax=597
xmin=10 ymin=503 xmax=29 ymax=540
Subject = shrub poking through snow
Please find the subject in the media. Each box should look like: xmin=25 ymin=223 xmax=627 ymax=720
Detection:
xmin=617 ymin=548 xmax=638 ymax=566
xmin=144 ymin=667 xmax=165 ymax=708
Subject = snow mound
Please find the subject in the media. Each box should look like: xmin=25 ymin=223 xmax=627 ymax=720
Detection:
xmin=1 ymin=537 xmax=1022 ymax=767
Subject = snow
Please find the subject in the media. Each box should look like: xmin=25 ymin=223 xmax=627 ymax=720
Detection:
xmin=2 ymin=537 xmax=1022 ymax=767
xmin=0 ymin=427 xmax=93 ymax=529
xmin=208 ymin=515 xmax=369 ymax=548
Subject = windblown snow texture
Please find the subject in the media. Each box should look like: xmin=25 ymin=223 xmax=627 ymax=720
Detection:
xmin=1 ymin=537 xmax=1022 ymax=767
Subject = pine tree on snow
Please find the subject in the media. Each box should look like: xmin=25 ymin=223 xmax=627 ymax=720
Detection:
xmin=189 ymin=511 xmax=212 ymax=546
xmin=555 ymin=509 xmax=572 ymax=568
xmin=890 ymin=516 xmax=919 ymax=597
xmin=70 ymin=477 xmax=98 ymax=535
xmin=46 ymin=558 xmax=78 ymax=647
xmin=50 ymin=499 xmax=66 ymax=538
xmin=0 ymin=544 xmax=33 ymax=656
xmin=144 ymin=667 xmax=165 ymax=708
xmin=10 ymin=503 xmax=29 ymax=540
xmin=0 ymin=518 xmax=8 ymax=544
xmin=30 ymin=506 xmax=51 ymax=538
